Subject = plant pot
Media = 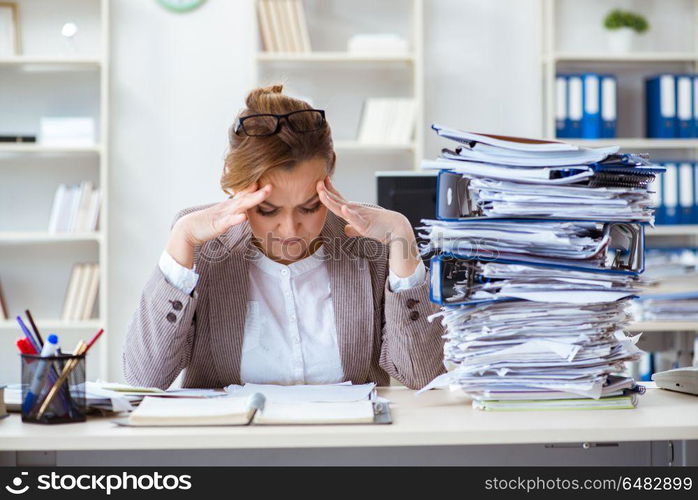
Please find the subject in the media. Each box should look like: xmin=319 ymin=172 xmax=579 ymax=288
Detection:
xmin=607 ymin=28 xmax=636 ymax=53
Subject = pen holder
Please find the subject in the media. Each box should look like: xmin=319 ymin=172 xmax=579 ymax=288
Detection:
xmin=21 ymin=353 xmax=87 ymax=424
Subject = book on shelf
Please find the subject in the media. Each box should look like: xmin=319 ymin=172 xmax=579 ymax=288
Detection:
xmin=257 ymin=0 xmax=310 ymax=53
xmin=48 ymin=182 xmax=101 ymax=234
xmin=0 ymin=277 xmax=8 ymax=320
xmin=61 ymin=263 xmax=100 ymax=321
xmin=357 ymin=98 xmax=416 ymax=145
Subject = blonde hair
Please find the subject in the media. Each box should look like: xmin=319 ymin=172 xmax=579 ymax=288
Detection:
xmin=221 ymin=84 xmax=336 ymax=195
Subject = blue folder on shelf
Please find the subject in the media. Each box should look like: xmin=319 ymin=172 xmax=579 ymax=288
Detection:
xmin=676 ymin=74 xmax=695 ymax=138
xmin=581 ymin=73 xmax=602 ymax=139
xmin=556 ymin=75 xmax=568 ymax=138
xmin=646 ymin=74 xmax=677 ymax=138
xmin=600 ymin=74 xmax=617 ymax=139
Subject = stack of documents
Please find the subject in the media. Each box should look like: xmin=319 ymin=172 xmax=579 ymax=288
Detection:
xmin=423 ymin=125 xmax=661 ymax=223
xmin=419 ymin=125 xmax=659 ymax=410
xmin=635 ymin=291 xmax=698 ymax=321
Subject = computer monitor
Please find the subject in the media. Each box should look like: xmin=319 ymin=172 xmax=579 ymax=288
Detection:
xmin=376 ymin=171 xmax=437 ymax=263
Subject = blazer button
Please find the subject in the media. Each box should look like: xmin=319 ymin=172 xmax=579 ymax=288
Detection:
xmin=409 ymin=310 xmax=420 ymax=321
xmin=166 ymin=312 xmax=177 ymax=323
xmin=406 ymin=298 xmax=420 ymax=309
xmin=170 ymin=300 xmax=183 ymax=311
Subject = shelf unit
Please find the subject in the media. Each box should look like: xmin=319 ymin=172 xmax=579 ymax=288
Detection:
xmin=252 ymin=0 xmax=424 ymax=204
xmin=541 ymin=0 xmax=698 ymax=376
xmin=0 ymin=0 xmax=109 ymax=381
xmin=541 ymin=0 xmax=698 ymax=146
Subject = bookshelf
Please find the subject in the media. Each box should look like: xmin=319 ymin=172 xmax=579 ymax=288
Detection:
xmin=0 ymin=0 xmax=109 ymax=382
xmin=252 ymin=0 xmax=424 ymax=204
xmin=540 ymin=0 xmax=698 ymax=376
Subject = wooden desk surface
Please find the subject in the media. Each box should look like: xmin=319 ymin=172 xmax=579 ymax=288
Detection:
xmin=1 ymin=387 xmax=697 ymax=451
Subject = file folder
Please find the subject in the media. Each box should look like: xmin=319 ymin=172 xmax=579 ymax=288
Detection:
xmin=581 ymin=73 xmax=602 ymax=139
xmin=676 ymin=75 xmax=694 ymax=138
xmin=429 ymin=222 xmax=645 ymax=306
xmin=646 ymin=74 xmax=677 ymax=138
xmin=555 ymin=75 xmax=568 ymax=138
xmin=566 ymin=75 xmax=583 ymax=138
xmin=662 ymin=163 xmax=679 ymax=224
xmin=679 ymin=162 xmax=695 ymax=224
xmin=601 ymin=75 xmax=617 ymax=138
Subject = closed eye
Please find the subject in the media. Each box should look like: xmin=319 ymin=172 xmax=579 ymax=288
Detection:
xmin=299 ymin=202 xmax=322 ymax=214
xmin=256 ymin=207 xmax=279 ymax=217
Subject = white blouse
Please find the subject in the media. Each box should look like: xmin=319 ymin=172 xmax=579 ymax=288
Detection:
xmin=159 ymin=244 xmax=426 ymax=384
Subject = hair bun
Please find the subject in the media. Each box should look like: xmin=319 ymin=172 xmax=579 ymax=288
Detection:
xmin=245 ymin=84 xmax=284 ymax=110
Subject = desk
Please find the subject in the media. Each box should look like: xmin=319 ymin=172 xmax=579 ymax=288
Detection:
xmin=1 ymin=387 xmax=697 ymax=466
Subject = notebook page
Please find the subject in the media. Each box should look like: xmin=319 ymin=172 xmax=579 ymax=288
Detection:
xmin=128 ymin=396 xmax=251 ymax=426
xmin=254 ymin=401 xmax=375 ymax=425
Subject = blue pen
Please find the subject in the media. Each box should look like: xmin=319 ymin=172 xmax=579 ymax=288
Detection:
xmin=16 ymin=315 xmax=40 ymax=353
xmin=22 ymin=334 xmax=60 ymax=415
xmin=17 ymin=317 xmax=70 ymax=414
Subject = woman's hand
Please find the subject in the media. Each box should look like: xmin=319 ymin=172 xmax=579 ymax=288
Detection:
xmin=317 ymin=177 xmax=421 ymax=278
xmin=166 ymin=183 xmax=271 ymax=269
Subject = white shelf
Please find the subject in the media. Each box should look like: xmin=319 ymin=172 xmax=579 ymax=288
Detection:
xmin=0 ymin=319 xmax=103 ymax=331
xmin=0 ymin=144 xmax=101 ymax=154
xmin=569 ymin=138 xmax=698 ymax=149
xmin=0 ymin=56 xmax=102 ymax=69
xmin=629 ymin=321 xmax=698 ymax=332
xmin=256 ymin=51 xmax=414 ymax=63
xmin=0 ymin=232 xmax=102 ymax=244
xmin=253 ymin=0 xmax=424 ymax=179
xmin=334 ymin=140 xmax=415 ymax=152
xmin=646 ymin=225 xmax=698 ymax=236
xmin=551 ymin=52 xmax=698 ymax=63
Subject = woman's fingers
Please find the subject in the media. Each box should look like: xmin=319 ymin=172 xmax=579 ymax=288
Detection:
xmin=317 ymin=181 xmax=345 ymax=218
xmin=324 ymin=176 xmax=347 ymax=202
xmin=232 ymin=183 xmax=272 ymax=212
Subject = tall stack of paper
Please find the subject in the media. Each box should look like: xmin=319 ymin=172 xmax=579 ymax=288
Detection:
xmin=419 ymin=124 xmax=663 ymax=411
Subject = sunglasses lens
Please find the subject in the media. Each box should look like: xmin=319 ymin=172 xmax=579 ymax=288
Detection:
xmin=241 ymin=115 xmax=278 ymax=136
xmin=287 ymin=110 xmax=325 ymax=132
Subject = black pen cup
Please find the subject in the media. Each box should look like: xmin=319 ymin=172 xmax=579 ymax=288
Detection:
xmin=20 ymin=353 xmax=87 ymax=424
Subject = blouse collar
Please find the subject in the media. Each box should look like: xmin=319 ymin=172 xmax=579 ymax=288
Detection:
xmin=249 ymin=243 xmax=327 ymax=278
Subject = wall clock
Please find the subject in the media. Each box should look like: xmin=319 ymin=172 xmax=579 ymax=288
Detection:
xmin=157 ymin=0 xmax=206 ymax=13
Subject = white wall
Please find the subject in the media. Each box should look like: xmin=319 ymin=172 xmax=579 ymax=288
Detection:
xmin=108 ymin=0 xmax=255 ymax=380
xmin=109 ymin=0 xmax=542 ymax=381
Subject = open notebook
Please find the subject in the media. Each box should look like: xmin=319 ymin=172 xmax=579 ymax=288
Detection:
xmin=114 ymin=383 xmax=391 ymax=426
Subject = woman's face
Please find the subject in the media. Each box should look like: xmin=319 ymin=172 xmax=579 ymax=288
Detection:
xmin=247 ymin=157 xmax=329 ymax=264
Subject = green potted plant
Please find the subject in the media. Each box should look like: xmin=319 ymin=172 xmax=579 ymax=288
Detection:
xmin=603 ymin=9 xmax=649 ymax=53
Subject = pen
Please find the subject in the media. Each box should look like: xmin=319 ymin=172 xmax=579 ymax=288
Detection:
xmin=25 ymin=310 xmax=44 ymax=347
xmin=22 ymin=334 xmax=59 ymax=415
xmin=16 ymin=315 xmax=41 ymax=353
xmin=15 ymin=337 xmax=38 ymax=355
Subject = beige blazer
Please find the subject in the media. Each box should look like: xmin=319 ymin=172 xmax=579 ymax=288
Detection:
xmin=122 ymin=204 xmax=446 ymax=390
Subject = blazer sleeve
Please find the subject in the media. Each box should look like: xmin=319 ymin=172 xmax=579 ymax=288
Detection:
xmin=378 ymin=268 xmax=446 ymax=390
xmin=122 ymin=206 xmax=208 ymax=389
xmin=122 ymin=265 xmax=199 ymax=389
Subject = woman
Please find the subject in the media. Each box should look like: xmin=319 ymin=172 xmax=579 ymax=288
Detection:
xmin=123 ymin=85 xmax=445 ymax=390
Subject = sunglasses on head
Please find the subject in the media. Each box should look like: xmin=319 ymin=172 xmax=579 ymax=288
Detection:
xmin=233 ymin=109 xmax=326 ymax=137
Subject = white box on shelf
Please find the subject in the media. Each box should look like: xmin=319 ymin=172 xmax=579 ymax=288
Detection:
xmin=39 ymin=117 xmax=96 ymax=147
xmin=347 ymin=34 xmax=409 ymax=55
